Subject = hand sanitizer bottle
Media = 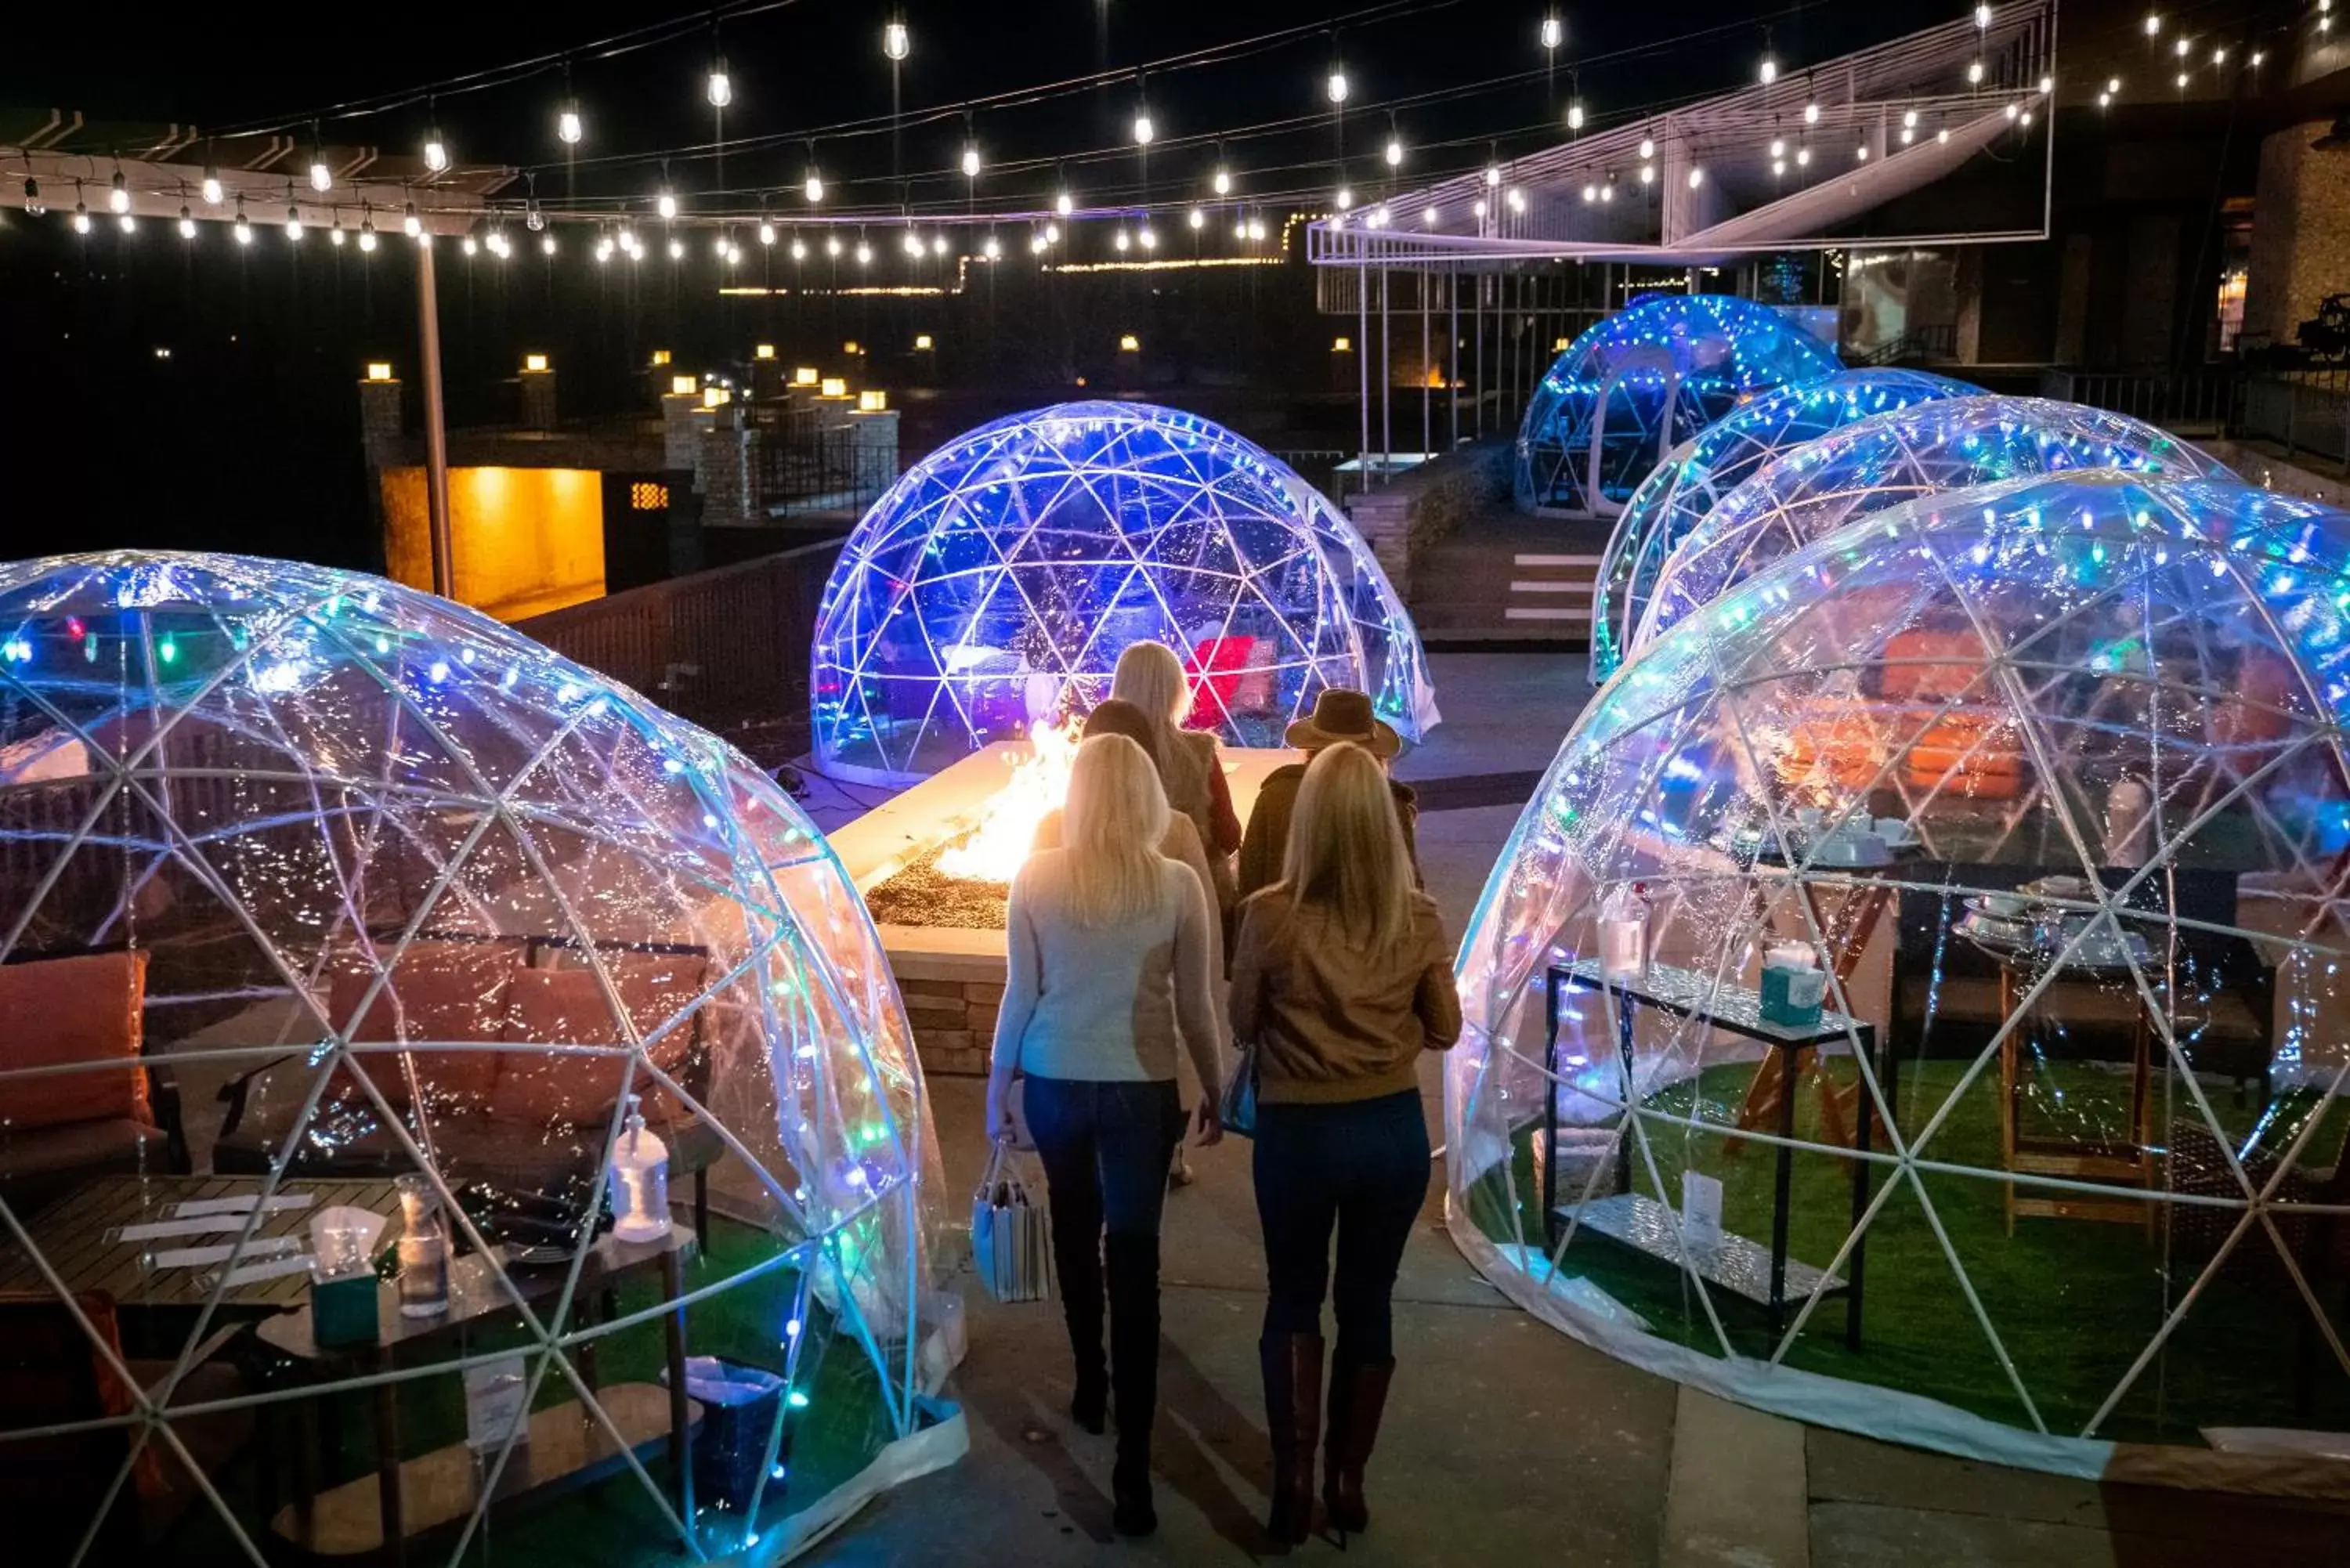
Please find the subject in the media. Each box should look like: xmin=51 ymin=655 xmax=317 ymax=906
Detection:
xmin=608 ymin=1093 xmax=673 ymax=1243
xmin=1598 ymin=882 xmax=1651 ymax=984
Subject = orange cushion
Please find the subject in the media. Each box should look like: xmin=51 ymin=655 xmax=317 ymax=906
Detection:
xmin=326 ymin=941 xmax=516 ymax=1110
xmin=1879 ymin=628 xmax=1993 ymax=701
xmin=491 ymin=953 xmax=706 ymax=1126
xmin=0 ymin=952 xmax=150 ymax=1132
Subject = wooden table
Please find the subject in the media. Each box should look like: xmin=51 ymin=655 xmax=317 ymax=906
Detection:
xmin=255 ymin=1224 xmax=700 ymax=1564
xmin=1987 ymin=940 xmax=2157 ymax=1234
xmin=0 ymin=1174 xmax=400 ymax=1310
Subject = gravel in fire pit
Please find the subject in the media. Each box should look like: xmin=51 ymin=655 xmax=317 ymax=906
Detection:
xmin=862 ymin=847 xmax=1010 ymax=930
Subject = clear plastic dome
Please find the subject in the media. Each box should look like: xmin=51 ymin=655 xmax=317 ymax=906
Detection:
xmin=811 ymin=400 xmax=1436 ymax=783
xmin=0 ymin=553 xmax=947 ymax=1565
xmin=1590 ymin=369 xmax=1978 ymax=681
xmin=1634 ymin=395 xmax=2235 ymax=657
xmin=1514 ymin=294 xmax=1842 ymax=516
xmin=1448 ymin=473 xmax=2350 ymax=1470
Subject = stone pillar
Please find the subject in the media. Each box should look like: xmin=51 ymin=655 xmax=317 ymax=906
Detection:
xmin=356 ymin=371 xmax=403 ymax=465
xmin=846 ymin=409 xmax=899 ymax=500
xmin=660 ymin=391 xmax=706 ymax=472
xmin=697 ymin=404 xmax=757 ymax=526
xmin=2243 ymin=121 xmax=2350 ymax=352
xmin=518 ymin=363 xmax=558 ymax=430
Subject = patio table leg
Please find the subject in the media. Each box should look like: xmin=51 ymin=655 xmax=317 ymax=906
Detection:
xmin=372 ymin=1345 xmax=404 ymax=1568
xmin=661 ymin=1248 xmax=694 ymax=1539
xmin=1770 ymin=1044 xmax=1796 ymax=1339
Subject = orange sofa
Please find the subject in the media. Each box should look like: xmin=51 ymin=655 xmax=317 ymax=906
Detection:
xmin=0 ymin=951 xmax=186 ymax=1214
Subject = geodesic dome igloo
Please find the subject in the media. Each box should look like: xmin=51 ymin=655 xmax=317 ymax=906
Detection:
xmin=811 ymin=400 xmax=1436 ymax=784
xmin=1589 ymin=369 xmax=1979 ymax=682
xmin=0 ymin=552 xmax=953 ymax=1566
xmin=1514 ymin=294 xmax=1842 ymax=517
xmin=1632 ymin=395 xmax=2236 ymax=659
xmin=1448 ymin=471 xmax=2350 ymax=1473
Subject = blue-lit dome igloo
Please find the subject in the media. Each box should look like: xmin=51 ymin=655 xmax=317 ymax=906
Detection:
xmin=1589 ymin=369 xmax=1978 ymax=683
xmin=1446 ymin=472 xmax=2350 ymax=1476
xmin=1514 ymin=294 xmax=1842 ymax=517
xmin=812 ymin=400 xmax=1436 ymax=783
xmin=1632 ymin=395 xmax=2236 ymax=659
xmin=0 ymin=553 xmax=954 ymax=1567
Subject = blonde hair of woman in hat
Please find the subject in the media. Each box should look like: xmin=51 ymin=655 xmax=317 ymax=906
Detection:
xmin=986 ymin=732 xmax=1224 ymax=1536
xmin=1237 ymin=687 xmax=1421 ymax=902
xmin=1109 ymin=641 xmax=1241 ymax=913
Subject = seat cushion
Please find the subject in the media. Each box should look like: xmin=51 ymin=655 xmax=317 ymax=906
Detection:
xmin=492 ymin=956 xmax=706 ymax=1127
xmin=0 ymin=951 xmax=150 ymax=1131
xmin=325 ymin=940 xmax=519 ymax=1111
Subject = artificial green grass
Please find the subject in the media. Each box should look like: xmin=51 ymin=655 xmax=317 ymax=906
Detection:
xmin=1485 ymin=1060 xmax=2350 ymax=1447
xmin=158 ymin=1214 xmax=909 ymax=1564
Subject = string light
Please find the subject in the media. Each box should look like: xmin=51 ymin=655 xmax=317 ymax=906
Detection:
xmin=201 ymin=168 xmax=222 ymax=205
xmin=1540 ymin=15 xmax=1563 ymax=52
xmin=826 ymin=233 xmax=842 ymax=257
xmin=657 ymin=189 xmax=678 ymax=220
xmin=117 ymin=210 xmax=135 ymax=234
xmin=2108 ymin=76 xmax=2120 ymax=92
xmin=790 ymin=236 xmax=808 ymax=259
xmin=2144 ymin=11 xmax=2161 ymax=34
xmin=1638 ymin=135 xmax=1655 ymax=159
xmin=1484 ymin=161 xmax=1502 ymax=186
xmin=1188 ymin=204 xmax=1206 ymax=229
xmin=2175 ymin=70 xmax=2189 ymax=87
xmin=668 ymin=236 xmax=685 ymax=259
xmin=233 ymin=208 xmax=252 ymax=244
xmin=109 ymin=170 xmax=129 ymax=214
xmin=1336 ymin=186 xmax=1354 ymax=209
xmin=359 ymin=219 xmax=376 ymax=251
xmin=983 ymin=234 xmax=1002 ymax=258
xmin=1326 ymin=65 xmax=1350 ymax=104
xmin=1759 ymin=52 xmax=1777 ymax=85
xmin=961 ymin=143 xmax=982 ymax=178
xmin=1132 ymin=107 xmax=1155 ymax=146
xmin=285 ymin=203 xmax=303 ymax=240
xmin=707 ymin=60 xmax=732 ymax=108
xmin=403 ymin=201 xmax=421 ymax=238
xmin=2174 ymin=35 xmax=2189 ymax=56
xmin=1687 ymin=165 xmax=1704 ymax=187
xmin=559 ymin=99 xmax=584 ymax=145
xmin=1055 ymin=189 xmax=1075 ymax=216
xmin=758 ymin=219 xmax=776 ymax=245
xmin=1967 ymin=59 xmax=1985 ymax=83
xmin=1637 ymin=163 xmax=1654 ymax=185
xmin=1566 ymin=100 xmax=1585 ymax=131
xmin=1804 ymin=99 xmax=1820 ymax=125
xmin=330 ymin=215 xmax=345 ymax=245
xmin=1976 ymin=2 xmax=1992 ymax=24
xmin=855 ymin=239 xmax=872 ymax=264
xmin=804 ymin=168 xmax=824 ymax=204
xmin=883 ymin=21 xmax=909 ymax=61
xmin=1137 ymin=224 xmax=1156 ymax=250
xmin=423 ymin=127 xmax=450 ymax=172
xmin=1212 ymin=165 xmax=1232 ymax=195
xmin=1385 ymin=134 xmax=1404 ymax=166
xmin=309 ymin=151 xmax=331 ymax=193
xmin=540 ymin=231 xmax=557 ymax=255
xmin=2099 ymin=90 xmax=2112 ymax=107
xmin=178 ymin=205 xmax=194 ymax=238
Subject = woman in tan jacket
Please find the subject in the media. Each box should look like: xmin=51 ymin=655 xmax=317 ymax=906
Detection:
xmin=1109 ymin=641 xmax=1240 ymax=916
xmin=1227 ymin=742 xmax=1461 ymax=1545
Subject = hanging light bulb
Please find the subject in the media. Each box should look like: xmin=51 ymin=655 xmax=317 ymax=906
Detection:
xmin=2098 ymin=90 xmax=2112 ymax=107
xmin=1639 ymin=135 xmax=1656 ymax=160
xmin=596 ymin=237 xmax=613 ymax=262
xmin=1759 ymin=53 xmax=1777 ymax=85
xmin=1133 ymin=108 xmax=1155 ymax=146
xmin=109 ymin=170 xmax=129 ymax=214
xmin=883 ymin=21 xmax=909 ymax=60
xmin=1484 ymin=161 xmax=1502 ymax=187
xmin=1638 ymin=163 xmax=1654 ymax=185
xmin=1335 ymin=186 xmax=1354 ymax=210
xmin=201 ymin=168 xmax=222 ymax=205
xmin=1567 ymin=101 xmax=1585 ymax=132
xmin=1213 ymin=166 xmax=1233 ymax=196
xmin=525 ymin=201 xmax=544 ymax=232
xmin=402 ymin=202 xmax=421 ymax=238
xmin=1770 ymin=136 xmax=1786 ymax=157
xmin=1772 ymin=158 xmax=1785 ymax=176
xmin=805 ymin=170 xmax=824 ymax=204
xmin=2143 ymin=12 xmax=2160 ymax=36
xmin=1327 ymin=66 xmax=1350 ymax=104
xmin=1233 ymin=217 xmax=1249 ymax=241
xmin=1137 ymin=225 xmax=1156 ymax=250
xmin=1114 ymin=228 xmax=1130 ymax=252
xmin=658 ymin=189 xmax=679 ymax=220
xmin=1581 ymin=182 xmax=1596 ymax=203
xmin=855 ymin=239 xmax=872 ymax=264
xmin=1032 ymin=230 xmax=1050 ymax=255
xmin=667 ymin=236 xmax=685 ymax=259
xmin=559 ymin=100 xmax=584 ymax=145
xmin=791 ymin=236 xmax=808 ymax=259
xmin=1975 ymin=2 xmax=1992 ymax=25
xmin=1044 ymin=221 xmax=1061 ymax=243
xmin=540 ymin=232 xmax=557 ymax=255
xmin=309 ymin=153 xmax=332 ymax=193
xmin=1541 ymin=15 xmax=1564 ymax=51
xmin=1506 ymin=186 xmax=1525 ymax=212
xmin=825 ymin=233 xmax=842 ymax=257
xmin=707 ymin=59 xmax=732 ymax=108
xmin=18 ymin=175 xmax=42 ymax=215
xmin=1687 ymin=165 xmax=1704 ymax=187
xmin=1600 ymin=178 xmax=1615 ymax=203
xmin=360 ymin=217 xmax=378 ymax=251
xmin=329 ymin=215 xmax=345 ymax=245
xmin=902 ymin=229 xmax=923 ymax=258
xmin=983 ymin=234 xmax=1001 ymax=258
xmin=1856 ymin=139 xmax=1870 ymax=160
xmin=285 ymin=203 xmax=303 ymax=240
xmin=177 ymin=204 xmax=194 ymax=238
xmin=423 ymin=128 xmax=450 ymax=172
xmin=962 ymin=143 xmax=982 ymax=178
xmin=1967 ymin=59 xmax=1985 ymax=83
xmin=1385 ymin=135 xmax=1403 ymax=166
xmin=2108 ymin=76 xmax=2122 ymax=93
xmin=758 ymin=219 xmax=776 ymax=245
xmin=1188 ymin=205 xmax=1205 ymax=229
xmin=233 ymin=210 xmax=252 ymax=245
xmin=1936 ymin=126 xmax=1950 ymax=143
xmin=2175 ymin=70 xmax=2189 ymax=87
xmin=1056 ymin=189 xmax=1075 ymax=216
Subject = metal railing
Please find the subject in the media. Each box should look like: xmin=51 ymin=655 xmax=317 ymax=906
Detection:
xmin=2237 ymin=371 xmax=2350 ymax=468
xmin=513 ymin=540 xmax=845 ymax=768
xmin=2036 ymin=367 xmax=2243 ymax=432
xmin=747 ymin=406 xmax=898 ymax=518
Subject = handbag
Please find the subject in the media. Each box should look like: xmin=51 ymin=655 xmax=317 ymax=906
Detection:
xmin=969 ymin=1137 xmax=1050 ymax=1303
xmin=1220 ymin=1045 xmax=1261 ymax=1140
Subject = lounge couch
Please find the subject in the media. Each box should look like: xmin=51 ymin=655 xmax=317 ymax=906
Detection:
xmin=0 ymin=951 xmax=186 ymax=1215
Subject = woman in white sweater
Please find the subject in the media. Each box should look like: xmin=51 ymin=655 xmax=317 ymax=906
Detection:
xmin=985 ymin=733 xmax=1224 ymax=1537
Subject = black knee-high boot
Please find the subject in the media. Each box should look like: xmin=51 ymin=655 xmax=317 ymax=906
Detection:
xmin=1051 ymin=1216 xmax=1107 ymax=1433
xmin=1322 ymin=1355 xmax=1396 ymax=1535
xmin=1104 ymin=1231 xmax=1162 ymax=1536
xmin=1260 ymin=1331 xmax=1324 ymax=1545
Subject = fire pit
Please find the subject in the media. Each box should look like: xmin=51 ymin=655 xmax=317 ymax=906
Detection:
xmin=833 ymin=733 xmax=1290 ymax=1074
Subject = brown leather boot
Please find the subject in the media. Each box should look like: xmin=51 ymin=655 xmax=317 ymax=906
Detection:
xmin=1322 ymin=1357 xmax=1395 ymax=1536
xmin=1260 ymin=1331 xmax=1324 ymax=1545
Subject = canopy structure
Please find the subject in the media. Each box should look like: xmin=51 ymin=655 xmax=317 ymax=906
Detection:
xmin=1590 ymin=369 xmax=1980 ymax=681
xmin=1515 ymin=294 xmax=1843 ymax=517
xmin=0 ymin=551 xmax=954 ymax=1565
xmin=1634 ymin=395 xmax=2237 ymax=655
xmin=1448 ymin=471 xmax=2350 ymax=1476
xmin=811 ymin=400 xmax=1437 ymax=785
xmin=1308 ymin=2 xmax=2056 ymax=271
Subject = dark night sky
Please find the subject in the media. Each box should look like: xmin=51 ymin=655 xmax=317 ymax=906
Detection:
xmin=2 ymin=0 xmax=2012 ymax=569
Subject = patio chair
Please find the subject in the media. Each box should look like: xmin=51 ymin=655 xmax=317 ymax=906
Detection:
xmin=0 ymin=950 xmax=190 ymax=1216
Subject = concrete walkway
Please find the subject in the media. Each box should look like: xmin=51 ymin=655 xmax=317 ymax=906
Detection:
xmin=801 ymin=651 xmax=2350 ymax=1566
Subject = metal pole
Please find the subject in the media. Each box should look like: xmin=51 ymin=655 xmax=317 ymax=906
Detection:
xmin=1473 ymin=274 xmax=1484 ymax=439
xmin=1421 ymin=269 xmax=1431 ymax=460
xmin=417 ymin=238 xmax=454 ymax=599
xmin=1358 ymin=260 xmax=1371 ymax=495
xmin=1379 ymin=266 xmax=1391 ymax=479
xmin=1449 ymin=269 xmax=1460 ymax=449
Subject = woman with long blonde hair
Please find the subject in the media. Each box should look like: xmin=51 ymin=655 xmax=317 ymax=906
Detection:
xmin=1228 ymin=742 xmax=1461 ymax=1544
xmin=1110 ymin=641 xmax=1241 ymax=913
xmin=986 ymin=732 xmax=1223 ymax=1537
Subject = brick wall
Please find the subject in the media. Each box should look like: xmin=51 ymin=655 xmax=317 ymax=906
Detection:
xmin=2244 ymin=122 xmax=2350 ymax=352
xmin=1340 ymin=440 xmax=1511 ymax=596
xmin=881 ymin=945 xmax=1008 ymax=1077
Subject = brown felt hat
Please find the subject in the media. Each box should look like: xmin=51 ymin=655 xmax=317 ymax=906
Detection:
xmin=1081 ymin=699 xmax=1159 ymax=750
xmin=1284 ymin=688 xmax=1401 ymax=759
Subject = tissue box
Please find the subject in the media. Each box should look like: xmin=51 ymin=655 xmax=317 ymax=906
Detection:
xmin=1759 ymin=965 xmax=1824 ymax=1029
xmin=311 ymin=1270 xmax=381 ymax=1347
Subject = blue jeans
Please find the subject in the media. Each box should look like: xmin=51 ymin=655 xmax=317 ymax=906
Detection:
xmin=1253 ymin=1089 xmax=1430 ymax=1364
